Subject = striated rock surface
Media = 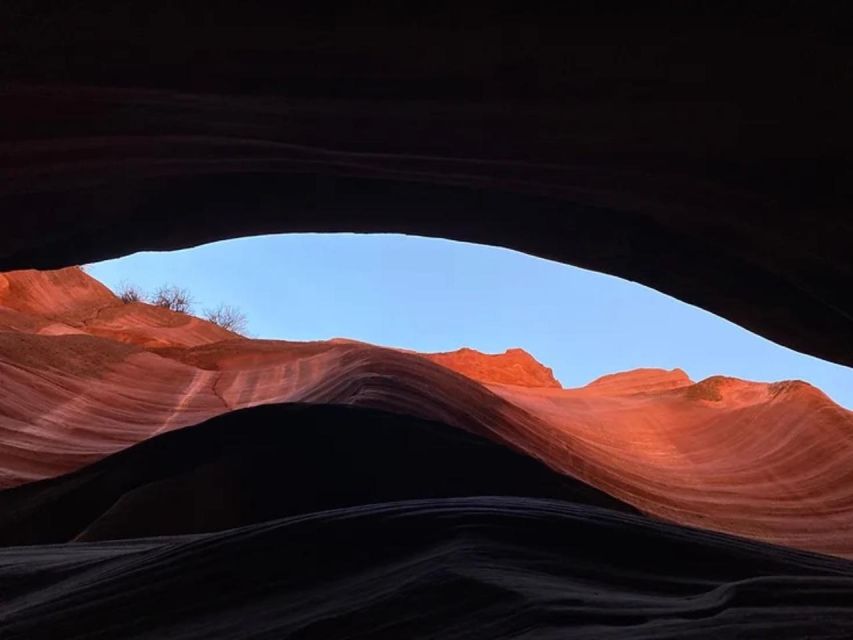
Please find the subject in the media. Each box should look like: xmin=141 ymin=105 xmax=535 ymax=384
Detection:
xmin=583 ymin=367 xmax=692 ymax=395
xmin=4 ymin=493 xmax=853 ymax=639
xmin=1 ymin=267 xmax=852 ymax=562
xmin=0 ymin=267 xmax=236 ymax=347
xmin=3 ymin=9 xmax=853 ymax=635
xmin=0 ymin=404 xmax=635 ymax=545
xmin=2 ymin=6 xmax=852 ymax=369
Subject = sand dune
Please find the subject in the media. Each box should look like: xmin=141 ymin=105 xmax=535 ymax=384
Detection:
xmin=1 ymin=267 xmax=852 ymax=562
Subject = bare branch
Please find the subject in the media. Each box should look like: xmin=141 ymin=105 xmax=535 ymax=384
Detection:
xmin=116 ymin=281 xmax=145 ymax=304
xmin=203 ymin=303 xmax=248 ymax=335
xmin=151 ymin=285 xmax=194 ymax=314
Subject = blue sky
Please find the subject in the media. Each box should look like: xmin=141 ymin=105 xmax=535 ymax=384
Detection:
xmin=88 ymin=233 xmax=852 ymax=408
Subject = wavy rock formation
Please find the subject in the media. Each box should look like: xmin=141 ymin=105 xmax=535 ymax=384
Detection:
xmin=489 ymin=374 xmax=853 ymax=558
xmin=1 ymin=266 xmax=852 ymax=564
xmin=2 ymin=6 xmax=852 ymax=369
xmin=0 ymin=403 xmax=635 ymax=545
xmin=3 ymin=8 xmax=853 ymax=636
xmin=583 ymin=367 xmax=692 ymax=395
xmin=3 ymin=457 xmax=853 ymax=638
xmin=0 ymin=267 xmax=236 ymax=347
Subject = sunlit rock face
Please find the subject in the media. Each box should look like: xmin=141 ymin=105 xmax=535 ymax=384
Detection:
xmin=581 ymin=367 xmax=692 ymax=395
xmin=2 ymin=10 xmax=853 ymax=636
xmin=1 ymin=266 xmax=852 ymax=560
xmin=0 ymin=267 xmax=236 ymax=347
xmin=425 ymin=347 xmax=562 ymax=388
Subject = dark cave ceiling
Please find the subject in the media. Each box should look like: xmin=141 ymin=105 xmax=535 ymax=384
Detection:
xmin=1 ymin=4 xmax=850 ymax=366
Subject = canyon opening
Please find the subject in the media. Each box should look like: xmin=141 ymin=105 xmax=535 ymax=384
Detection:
xmin=2 ymin=4 xmax=853 ymax=638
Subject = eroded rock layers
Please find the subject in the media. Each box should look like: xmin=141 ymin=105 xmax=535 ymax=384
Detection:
xmin=1 ymin=267 xmax=851 ymax=562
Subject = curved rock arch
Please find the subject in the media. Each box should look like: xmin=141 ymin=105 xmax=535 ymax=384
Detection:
xmin=1 ymin=5 xmax=850 ymax=365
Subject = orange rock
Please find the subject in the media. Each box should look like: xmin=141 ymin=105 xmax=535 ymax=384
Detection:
xmin=425 ymin=347 xmax=562 ymax=388
xmin=1 ymin=266 xmax=852 ymax=560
